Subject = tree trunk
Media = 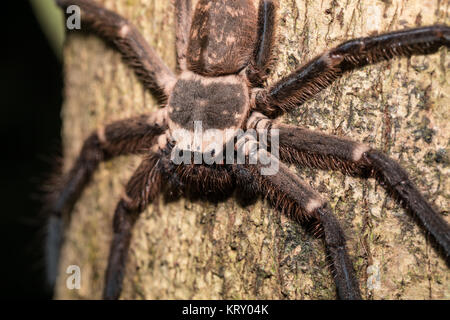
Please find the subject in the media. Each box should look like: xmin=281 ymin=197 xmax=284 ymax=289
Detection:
xmin=55 ymin=0 xmax=449 ymax=299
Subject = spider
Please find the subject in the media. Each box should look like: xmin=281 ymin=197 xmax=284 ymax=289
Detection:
xmin=49 ymin=0 xmax=450 ymax=300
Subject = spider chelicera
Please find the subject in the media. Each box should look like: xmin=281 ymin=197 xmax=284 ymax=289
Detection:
xmin=49 ymin=0 xmax=449 ymax=299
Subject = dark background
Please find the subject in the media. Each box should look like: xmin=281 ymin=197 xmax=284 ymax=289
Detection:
xmin=0 ymin=2 xmax=62 ymax=298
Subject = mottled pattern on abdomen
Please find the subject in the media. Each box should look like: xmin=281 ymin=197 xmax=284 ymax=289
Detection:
xmin=187 ymin=0 xmax=257 ymax=76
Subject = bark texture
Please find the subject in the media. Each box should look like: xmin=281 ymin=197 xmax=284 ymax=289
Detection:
xmin=55 ymin=0 xmax=449 ymax=299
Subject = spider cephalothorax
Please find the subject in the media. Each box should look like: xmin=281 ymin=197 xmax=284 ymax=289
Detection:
xmin=49 ymin=0 xmax=450 ymax=300
xmin=167 ymin=71 xmax=251 ymax=156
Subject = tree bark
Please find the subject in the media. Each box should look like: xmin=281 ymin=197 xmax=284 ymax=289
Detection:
xmin=55 ymin=0 xmax=449 ymax=299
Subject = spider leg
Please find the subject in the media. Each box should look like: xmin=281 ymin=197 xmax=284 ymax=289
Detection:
xmin=46 ymin=112 xmax=167 ymax=288
xmin=254 ymin=25 xmax=450 ymax=117
xmin=103 ymin=152 xmax=164 ymax=300
xmin=247 ymin=113 xmax=450 ymax=257
xmin=234 ymin=142 xmax=361 ymax=299
xmin=56 ymin=0 xmax=176 ymax=100
xmin=174 ymin=0 xmax=192 ymax=72
xmin=247 ymin=0 xmax=278 ymax=86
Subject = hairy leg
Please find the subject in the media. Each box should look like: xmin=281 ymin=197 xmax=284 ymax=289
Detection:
xmin=235 ymin=157 xmax=361 ymax=299
xmin=247 ymin=114 xmax=450 ymax=257
xmin=247 ymin=0 xmax=278 ymax=86
xmin=174 ymin=0 xmax=192 ymax=72
xmin=235 ymin=134 xmax=361 ymax=299
xmin=104 ymin=152 xmax=164 ymax=299
xmin=254 ymin=25 xmax=450 ymax=116
xmin=57 ymin=0 xmax=176 ymax=100
xmin=48 ymin=113 xmax=166 ymax=219
xmin=46 ymin=112 xmax=167 ymax=288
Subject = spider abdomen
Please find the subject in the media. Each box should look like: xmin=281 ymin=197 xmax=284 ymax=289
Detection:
xmin=187 ymin=0 xmax=258 ymax=76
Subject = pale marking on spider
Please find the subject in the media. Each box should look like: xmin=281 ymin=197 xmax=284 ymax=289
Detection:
xmin=97 ymin=125 xmax=107 ymax=144
xmin=119 ymin=24 xmax=130 ymax=38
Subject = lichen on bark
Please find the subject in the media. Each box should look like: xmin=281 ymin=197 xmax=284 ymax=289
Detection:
xmin=55 ymin=0 xmax=449 ymax=300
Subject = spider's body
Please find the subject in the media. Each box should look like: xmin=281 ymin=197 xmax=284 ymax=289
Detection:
xmin=167 ymin=71 xmax=250 ymax=155
xmin=50 ymin=0 xmax=450 ymax=300
xmin=167 ymin=0 xmax=257 ymax=155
